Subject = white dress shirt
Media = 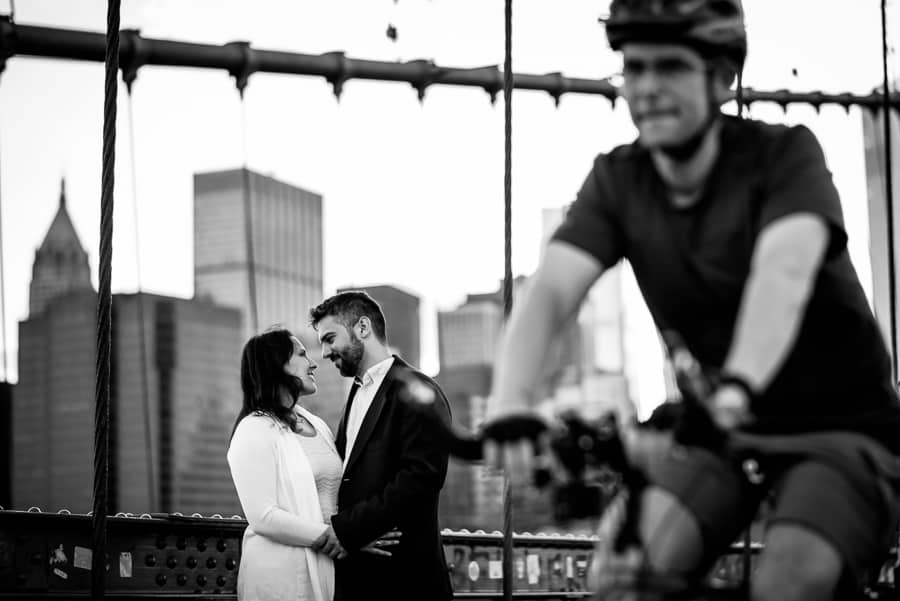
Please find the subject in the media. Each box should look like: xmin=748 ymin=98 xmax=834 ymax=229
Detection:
xmin=343 ymin=356 xmax=395 ymax=470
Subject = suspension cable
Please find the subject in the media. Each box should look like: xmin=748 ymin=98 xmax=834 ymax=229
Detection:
xmin=881 ymin=0 xmax=897 ymax=384
xmin=501 ymin=1 xmax=514 ymax=600
xmin=0 ymin=90 xmax=8 ymax=383
xmin=239 ymin=95 xmax=259 ymax=335
xmin=124 ymin=83 xmax=157 ymax=510
xmin=93 ymin=0 xmax=120 ymax=598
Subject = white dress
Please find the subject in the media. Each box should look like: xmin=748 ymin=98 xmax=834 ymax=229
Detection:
xmin=227 ymin=408 xmax=342 ymax=601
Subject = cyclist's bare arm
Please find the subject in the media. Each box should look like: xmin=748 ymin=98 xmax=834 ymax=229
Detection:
xmin=486 ymin=242 xmax=605 ymax=476
xmin=489 ymin=241 xmax=606 ymax=417
xmin=716 ymin=213 xmax=829 ymax=426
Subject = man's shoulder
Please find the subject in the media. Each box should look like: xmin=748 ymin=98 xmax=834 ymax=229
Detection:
xmin=390 ymin=359 xmax=443 ymax=391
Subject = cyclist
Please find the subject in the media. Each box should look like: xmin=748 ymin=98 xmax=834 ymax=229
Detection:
xmin=484 ymin=1 xmax=900 ymax=600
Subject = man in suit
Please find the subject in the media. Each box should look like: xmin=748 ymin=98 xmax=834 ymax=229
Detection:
xmin=310 ymin=291 xmax=453 ymax=601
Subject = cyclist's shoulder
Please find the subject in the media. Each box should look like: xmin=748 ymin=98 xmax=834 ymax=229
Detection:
xmin=587 ymin=139 xmax=648 ymax=186
xmin=600 ymin=138 xmax=647 ymax=165
xmin=724 ymin=116 xmax=821 ymax=158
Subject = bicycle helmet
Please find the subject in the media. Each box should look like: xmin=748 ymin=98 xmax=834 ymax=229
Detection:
xmin=604 ymin=0 xmax=747 ymax=74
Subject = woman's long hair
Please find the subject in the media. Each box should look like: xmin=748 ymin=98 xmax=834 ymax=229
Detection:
xmin=231 ymin=328 xmax=304 ymax=439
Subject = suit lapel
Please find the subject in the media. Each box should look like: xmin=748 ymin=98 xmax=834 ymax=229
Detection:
xmin=344 ymin=356 xmax=402 ymax=474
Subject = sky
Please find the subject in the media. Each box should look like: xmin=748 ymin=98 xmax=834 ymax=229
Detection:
xmin=0 ymin=0 xmax=897 ymax=416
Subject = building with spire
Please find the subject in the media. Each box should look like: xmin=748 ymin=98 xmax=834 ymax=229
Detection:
xmin=27 ymin=180 xmax=93 ymax=316
xmin=14 ymin=179 xmax=97 ymax=512
xmin=13 ymin=182 xmax=243 ymax=515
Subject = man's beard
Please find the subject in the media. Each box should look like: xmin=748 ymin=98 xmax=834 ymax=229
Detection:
xmin=335 ymin=334 xmax=365 ymax=378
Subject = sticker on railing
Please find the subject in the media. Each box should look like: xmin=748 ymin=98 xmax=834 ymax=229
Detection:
xmin=120 ymin=552 xmax=133 ymax=578
xmin=489 ymin=560 xmax=502 ymax=579
xmin=467 ymin=560 xmax=480 ymax=581
xmin=526 ymin=554 xmax=540 ymax=585
xmin=73 ymin=546 xmax=92 ymax=570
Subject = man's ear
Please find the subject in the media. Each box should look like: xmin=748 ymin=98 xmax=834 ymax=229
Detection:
xmin=356 ymin=316 xmax=371 ymax=339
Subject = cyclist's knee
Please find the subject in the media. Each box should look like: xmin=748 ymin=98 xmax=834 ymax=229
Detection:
xmin=639 ymin=486 xmax=704 ymax=574
xmin=751 ymin=524 xmax=842 ymax=601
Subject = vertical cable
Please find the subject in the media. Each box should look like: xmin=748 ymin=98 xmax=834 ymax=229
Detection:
xmin=93 ymin=0 xmax=120 ymax=598
xmin=239 ymin=99 xmax=259 ymax=335
xmin=125 ymin=88 xmax=156 ymax=510
xmin=501 ymin=2 xmax=514 ymax=601
xmin=0 ymin=104 xmax=8 ymax=382
xmin=502 ymin=0 xmax=513 ymax=320
xmin=881 ymin=0 xmax=897 ymax=384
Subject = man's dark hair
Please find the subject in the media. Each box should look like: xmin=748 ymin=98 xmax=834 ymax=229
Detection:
xmin=231 ymin=327 xmax=302 ymax=439
xmin=309 ymin=291 xmax=388 ymax=343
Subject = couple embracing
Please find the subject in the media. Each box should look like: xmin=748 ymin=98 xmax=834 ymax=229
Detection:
xmin=227 ymin=291 xmax=454 ymax=601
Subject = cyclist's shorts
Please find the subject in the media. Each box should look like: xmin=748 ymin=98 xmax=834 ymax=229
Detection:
xmin=647 ymin=431 xmax=900 ymax=586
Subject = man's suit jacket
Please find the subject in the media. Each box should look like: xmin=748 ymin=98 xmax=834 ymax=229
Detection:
xmin=332 ymin=356 xmax=453 ymax=601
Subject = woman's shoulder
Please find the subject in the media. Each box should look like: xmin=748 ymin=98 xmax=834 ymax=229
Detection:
xmin=233 ymin=413 xmax=288 ymax=438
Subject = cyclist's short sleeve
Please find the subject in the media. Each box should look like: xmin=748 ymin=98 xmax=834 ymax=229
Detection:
xmin=758 ymin=124 xmax=848 ymax=259
xmin=551 ymin=155 xmax=625 ymax=269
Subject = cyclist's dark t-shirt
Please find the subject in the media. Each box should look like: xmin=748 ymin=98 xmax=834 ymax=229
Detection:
xmin=553 ymin=116 xmax=900 ymax=453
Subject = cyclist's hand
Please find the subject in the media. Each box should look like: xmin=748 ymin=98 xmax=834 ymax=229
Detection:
xmin=709 ymin=384 xmax=751 ymax=430
xmin=482 ymin=409 xmax=551 ymax=488
xmin=484 ymin=437 xmax=535 ymax=488
xmin=621 ymin=425 xmax=673 ymax=473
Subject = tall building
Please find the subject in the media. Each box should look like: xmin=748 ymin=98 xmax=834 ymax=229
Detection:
xmin=113 ymin=293 xmax=242 ymax=515
xmin=14 ymin=188 xmax=244 ymax=515
xmin=863 ymin=95 xmax=900 ymax=353
xmin=437 ymin=293 xmax=504 ymax=370
xmin=434 ymin=364 xmax=491 ymax=530
xmin=194 ymin=168 xmax=323 ymax=341
xmin=337 ymin=284 xmax=421 ymax=366
xmin=28 ymin=179 xmax=93 ymax=317
xmin=193 ymin=168 xmax=347 ymax=432
xmin=16 ymin=289 xmax=97 ymax=512
xmin=0 ymin=382 xmax=14 ymax=509
xmin=15 ymin=183 xmax=97 ymax=512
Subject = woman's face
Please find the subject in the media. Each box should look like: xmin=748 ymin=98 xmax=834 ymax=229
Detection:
xmin=284 ymin=336 xmax=318 ymax=396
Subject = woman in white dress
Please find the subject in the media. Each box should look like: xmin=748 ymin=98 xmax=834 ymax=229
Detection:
xmin=227 ymin=328 xmax=397 ymax=601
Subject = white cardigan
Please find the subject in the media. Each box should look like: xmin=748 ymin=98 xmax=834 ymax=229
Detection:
xmin=227 ymin=407 xmax=339 ymax=601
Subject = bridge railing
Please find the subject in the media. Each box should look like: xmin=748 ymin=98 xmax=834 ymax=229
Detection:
xmin=0 ymin=509 xmax=896 ymax=599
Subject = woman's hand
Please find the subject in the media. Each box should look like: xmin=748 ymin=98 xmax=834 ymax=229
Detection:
xmin=312 ymin=526 xmax=347 ymax=560
xmin=360 ymin=528 xmax=402 ymax=557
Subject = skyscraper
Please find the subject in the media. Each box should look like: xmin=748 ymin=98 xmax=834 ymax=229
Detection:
xmin=193 ymin=168 xmax=346 ymax=431
xmin=14 ymin=186 xmax=244 ymax=515
xmin=27 ymin=179 xmax=93 ymax=317
xmin=14 ymin=182 xmax=96 ymax=512
xmin=437 ymin=294 xmax=504 ymax=370
xmin=194 ymin=168 xmax=324 ymax=341
xmin=337 ymin=284 xmax=421 ymax=366
xmin=0 ymin=382 xmax=11 ymax=510
xmin=113 ymin=293 xmax=242 ymax=515
xmin=434 ymin=364 xmax=492 ymax=530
